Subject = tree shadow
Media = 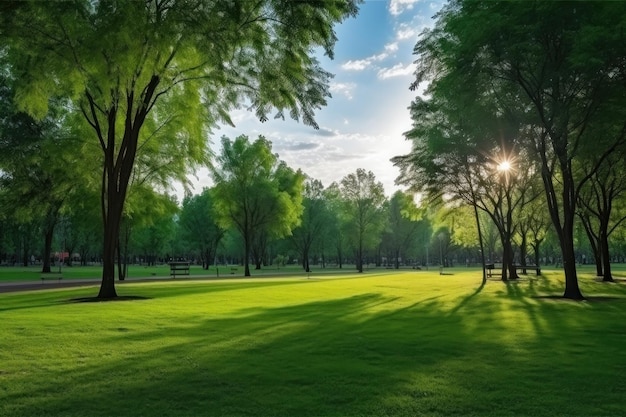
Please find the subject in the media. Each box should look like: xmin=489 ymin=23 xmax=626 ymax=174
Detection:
xmin=4 ymin=277 xmax=626 ymax=416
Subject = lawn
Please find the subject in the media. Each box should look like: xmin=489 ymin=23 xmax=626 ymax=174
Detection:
xmin=1 ymin=269 xmax=625 ymax=416
xmin=0 ymin=263 xmax=344 ymax=282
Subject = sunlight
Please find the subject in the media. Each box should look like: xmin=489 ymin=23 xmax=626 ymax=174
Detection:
xmin=497 ymin=160 xmax=511 ymax=172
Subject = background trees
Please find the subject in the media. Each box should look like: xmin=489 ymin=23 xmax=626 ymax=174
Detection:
xmin=1 ymin=0 xmax=360 ymax=298
xmin=290 ymin=179 xmax=331 ymax=273
xmin=177 ymin=189 xmax=224 ymax=270
xmin=210 ymin=135 xmax=304 ymax=277
xmin=398 ymin=0 xmax=626 ymax=298
xmin=339 ymin=169 xmax=386 ymax=273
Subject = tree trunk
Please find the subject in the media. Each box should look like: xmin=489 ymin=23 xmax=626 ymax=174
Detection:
xmin=337 ymin=246 xmax=343 ymax=269
xmin=303 ymin=244 xmax=311 ymax=272
xmin=579 ymin=211 xmax=602 ymax=276
xmin=519 ymin=233 xmax=528 ymax=275
xmin=533 ymin=243 xmax=542 ymax=276
xmin=356 ymin=237 xmax=363 ymax=273
xmin=99 ymin=208 xmax=120 ymax=298
xmin=561 ymin=226 xmax=584 ymax=299
xmin=600 ymin=229 xmax=613 ymax=282
xmin=42 ymin=227 xmax=54 ymax=273
xmin=244 ymin=237 xmax=251 ymax=277
xmin=90 ymin=76 xmax=160 ymax=299
xmin=475 ymin=214 xmax=487 ymax=284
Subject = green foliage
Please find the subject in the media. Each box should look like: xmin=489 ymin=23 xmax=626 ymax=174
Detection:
xmin=211 ymin=135 xmax=304 ymax=275
xmin=339 ymin=169 xmax=386 ymax=271
xmin=177 ymin=188 xmax=224 ymax=266
xmin=1 ymin=0 xmax=361 ymax=294
xmin=380 ymin=191 xmax=425 ymax=267
xmin=290 ymin=178 xmax=333 ymax=271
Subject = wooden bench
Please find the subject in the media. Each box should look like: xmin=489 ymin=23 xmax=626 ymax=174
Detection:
xmin=40 ymin=272 xmax=63 ymax=283
xmin=514 ymin=264 xmax=541 ymax=275
xmin=485 ymin=263 xmax=501 ymax=277
xmin=487 ymin=263 xmax=541 ymax=277
xmin=169 ymin=262 xmax=190 ymax=278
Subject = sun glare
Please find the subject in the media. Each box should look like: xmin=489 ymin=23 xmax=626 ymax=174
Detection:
xmin=497 ymin=160 xmax=511 ymax=172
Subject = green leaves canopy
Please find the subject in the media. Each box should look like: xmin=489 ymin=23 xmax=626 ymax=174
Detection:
xmin=210 ymin=135 xmax=304 ymax=276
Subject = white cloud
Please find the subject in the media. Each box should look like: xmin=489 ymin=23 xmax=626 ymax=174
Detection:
xmin=341 ymin=52 xmax=387 ymax=71
xmin=389 ymin=0 xmax=422 ymax=16
xmin=377 ymin=62 xmax=415 ymax=80
xmin=385 ymin=42 xmax=399 ymax=53
xmin=330 ymin=82 xmax=356 ymax=100
xmin=396 ymin=26 xmax=417 ymax=41
xmin=341 ymin=58 xmax=370 ymax=71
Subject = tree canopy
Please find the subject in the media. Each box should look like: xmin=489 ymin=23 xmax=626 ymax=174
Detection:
xmin=210 ymin=135 xmax=304 ymax=277
xmin=0 ymin=0 xmax=360 ymax=297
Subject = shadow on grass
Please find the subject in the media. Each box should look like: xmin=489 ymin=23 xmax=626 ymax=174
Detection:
xmin=2 ymin=293 xmax=494 ymax=416
xmin=68 ymin=296 xmax=152 ymax=303
xmin=4 ymin=277 xmax=626 ymax=416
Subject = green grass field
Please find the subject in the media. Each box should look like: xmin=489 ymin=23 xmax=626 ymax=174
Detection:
xmin=0 ymin=263 xmax=345 ymax=282
xmin=1 ymin=269 xmax=625 ymax=416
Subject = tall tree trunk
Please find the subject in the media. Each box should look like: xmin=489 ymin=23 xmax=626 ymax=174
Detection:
xmin=561 ymin=223 xmax=584 ymax=299
xmin=539 ymin=144 xmax=583 ymax=299
xmin=90 ymin=76 xmax=160 ymax=299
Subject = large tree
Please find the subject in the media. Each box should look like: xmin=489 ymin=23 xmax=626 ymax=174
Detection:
xmin=210 ymin=135 xmax=304 ymax=277
xmin=2 ymin=0 xmax=360 ymax=298
xmin=409 ymin=1 xmax=626 ymax=299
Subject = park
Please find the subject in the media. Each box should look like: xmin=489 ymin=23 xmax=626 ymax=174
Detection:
xmin=2 ymin=0 xmax=626 ymax=415
xmin=1 ymin=265 xmax=626 ymax=416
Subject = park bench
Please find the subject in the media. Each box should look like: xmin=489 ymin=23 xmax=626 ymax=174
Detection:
xmin=487 ymin=263 xmax=541 ymax=277
xmin=514 ymin=264 xmax=541 ymax=276
xmin=169 ymin=261 xmax=190 ymax=278
xmin=230 ymin=267 xmax=237 ymax=274
xmin=485 ymin=263 xmax=501 ymax=278
xmin=40 ymin=272 xmax=63 ymax=283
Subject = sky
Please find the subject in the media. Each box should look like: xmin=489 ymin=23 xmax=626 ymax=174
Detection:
xmin=185 ymin=0 xmax=446 ymax=198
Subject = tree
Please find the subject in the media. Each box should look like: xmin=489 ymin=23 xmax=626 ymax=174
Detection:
xmin=0 ymin=76 xmax=81 ymax=274
xmin=393 ymin=92 xmax=540 ymax=281
xmin=122 ymin=187 xmax=178 ymax=278
xmin=130 ymin=195 xmax=178 ymax=269
xmin=290 ymin=178 xmax=331 ymax=272
xmin=412 ymin=1 xmax=626 ymax=298
xmin=178 ymin=188 xmax=224 ymax=270
xmin=339 ymin=169 xmax=386 ymax=273
xmin=323 ymin=182 xmax=347 ymax=268
xmin=211 ymin=135 xmax=304 ymax=277
xmin=381 ymin=191 xmax=423 ymax=269
xmin=2 ymin=0 xmax=360 ymax=298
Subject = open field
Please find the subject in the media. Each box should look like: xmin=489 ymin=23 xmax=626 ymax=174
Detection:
xmin=1 ymin=269 xmax=626 ymax=416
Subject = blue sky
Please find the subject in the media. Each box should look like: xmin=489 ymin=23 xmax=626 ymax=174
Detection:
xmin=188 ymin=0 xmax=445 ymax=197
